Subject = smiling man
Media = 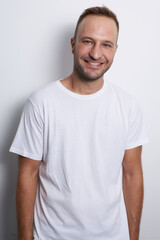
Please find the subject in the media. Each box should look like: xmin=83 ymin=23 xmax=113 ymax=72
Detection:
xmin=72 ymin=15 xmax=118 ymax=82
xmin=10 ymin=6 xmax=148 ymax=240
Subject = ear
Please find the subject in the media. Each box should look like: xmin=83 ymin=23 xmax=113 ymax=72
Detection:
xmin=71 ymin=37 xmax=75 ymax=54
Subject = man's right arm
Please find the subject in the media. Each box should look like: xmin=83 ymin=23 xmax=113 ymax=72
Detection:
xmin=16 ymin=155 xmax=41 ymax=240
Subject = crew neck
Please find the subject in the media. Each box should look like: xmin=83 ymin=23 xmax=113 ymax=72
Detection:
xmin=56 ymin=79 xmax=106 ymax=99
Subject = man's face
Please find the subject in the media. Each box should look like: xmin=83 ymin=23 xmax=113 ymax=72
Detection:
xmin=71 ymin=15 xmax=118 ymax=82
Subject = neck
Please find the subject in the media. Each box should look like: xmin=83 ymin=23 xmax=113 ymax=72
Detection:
xmin=61 ymin=73 xmax=104 ymax=95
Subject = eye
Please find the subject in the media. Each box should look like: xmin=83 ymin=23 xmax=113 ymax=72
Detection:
xmin=103 ymin=43 xmax=112 ymax=48
xmin=83 ymin=40 xmax=92 ymax=44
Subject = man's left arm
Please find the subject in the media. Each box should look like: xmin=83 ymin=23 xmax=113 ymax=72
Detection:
xmin=122 ymin=145 xmax=143 ymax=240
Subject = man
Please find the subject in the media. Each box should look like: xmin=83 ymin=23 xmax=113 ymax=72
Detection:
xmin=10 ymin=6 xmax=148 ymax=240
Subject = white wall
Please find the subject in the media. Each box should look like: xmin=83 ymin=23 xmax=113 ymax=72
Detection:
xmin=0 ymin=0 xmax=159 ymax=239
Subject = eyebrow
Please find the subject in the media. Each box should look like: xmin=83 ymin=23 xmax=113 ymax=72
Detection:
xmin=80 ymin=36 xmax=115 ymax=46
xmin=104 ymin=40 xmax=114 ymax=46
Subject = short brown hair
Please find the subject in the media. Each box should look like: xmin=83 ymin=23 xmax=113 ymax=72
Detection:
xmin=74 ymin=6 xmax=119 ymax=40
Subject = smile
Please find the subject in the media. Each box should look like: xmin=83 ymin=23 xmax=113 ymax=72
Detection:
xmin=88 ymin=62 xmax=101 ymax=66
xmin=84 ymin=60 xmax=103 ymax=66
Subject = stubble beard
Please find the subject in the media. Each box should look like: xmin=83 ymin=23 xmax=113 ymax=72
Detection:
xmin=73 ymin=56 xmax=113 ymax=83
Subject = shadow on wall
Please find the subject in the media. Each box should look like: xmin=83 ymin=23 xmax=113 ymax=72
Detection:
xmin=0 ymin=26 xmax=74 ymax=240
xmin=49 ymin=25 xmax=74 ymax=80
xmin=0 ymin=102 xmax=24 ymax=240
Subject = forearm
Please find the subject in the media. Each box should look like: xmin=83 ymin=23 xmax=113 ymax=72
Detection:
xmin=16 ymin=171 xmax=38 ymax=240
xmin=123 ymin=171 xmax=144 ymax=240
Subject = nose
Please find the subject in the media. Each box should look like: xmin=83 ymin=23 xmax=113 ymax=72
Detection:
xmin=89 ymin=44 xmax=102 ymax=60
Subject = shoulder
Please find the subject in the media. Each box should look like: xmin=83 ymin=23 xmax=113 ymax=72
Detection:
xmin=106 ymin=82 xmax=133 ymax=101
xmin=105 ymin=82 xmax=143 ymax=121
xmin=26 ymin=80 xmax=61 ymax=110
xmin=29 ymin=80 xmax=59 ymax=104
xmin=23 ymin=80 xmax=60 ymax=117
xmin=106 ymin=81 xmax=138 ymax=109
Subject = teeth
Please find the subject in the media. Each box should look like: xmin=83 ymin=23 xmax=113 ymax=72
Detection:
xmin=88 ymin=62 xmax=101 ymax=66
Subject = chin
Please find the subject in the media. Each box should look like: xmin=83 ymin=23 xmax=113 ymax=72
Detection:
xmin=76 ymin=65 xmax=111 ymax=82
xmin=80 ymin=71 xmax=107 ymax=82
xmin=84 ymin=76 xmax=102 ymax=82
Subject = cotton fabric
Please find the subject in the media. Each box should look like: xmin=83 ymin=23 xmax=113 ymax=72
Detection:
xmin=10 ymin=79 xmax=148 ymax=240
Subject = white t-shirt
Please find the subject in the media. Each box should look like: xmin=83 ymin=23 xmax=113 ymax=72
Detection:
xmin=10 ymin=79 xmax=148 ymax=240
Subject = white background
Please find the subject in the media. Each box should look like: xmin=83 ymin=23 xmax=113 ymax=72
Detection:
xmin=0 ymin=0 xmax=159 ymax=239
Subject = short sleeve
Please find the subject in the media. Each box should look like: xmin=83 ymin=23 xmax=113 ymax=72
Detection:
xmin=9 ymin=100 xmax=43 ymax=160
xmin=125 ymin=100 xmax=149 ymax=150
